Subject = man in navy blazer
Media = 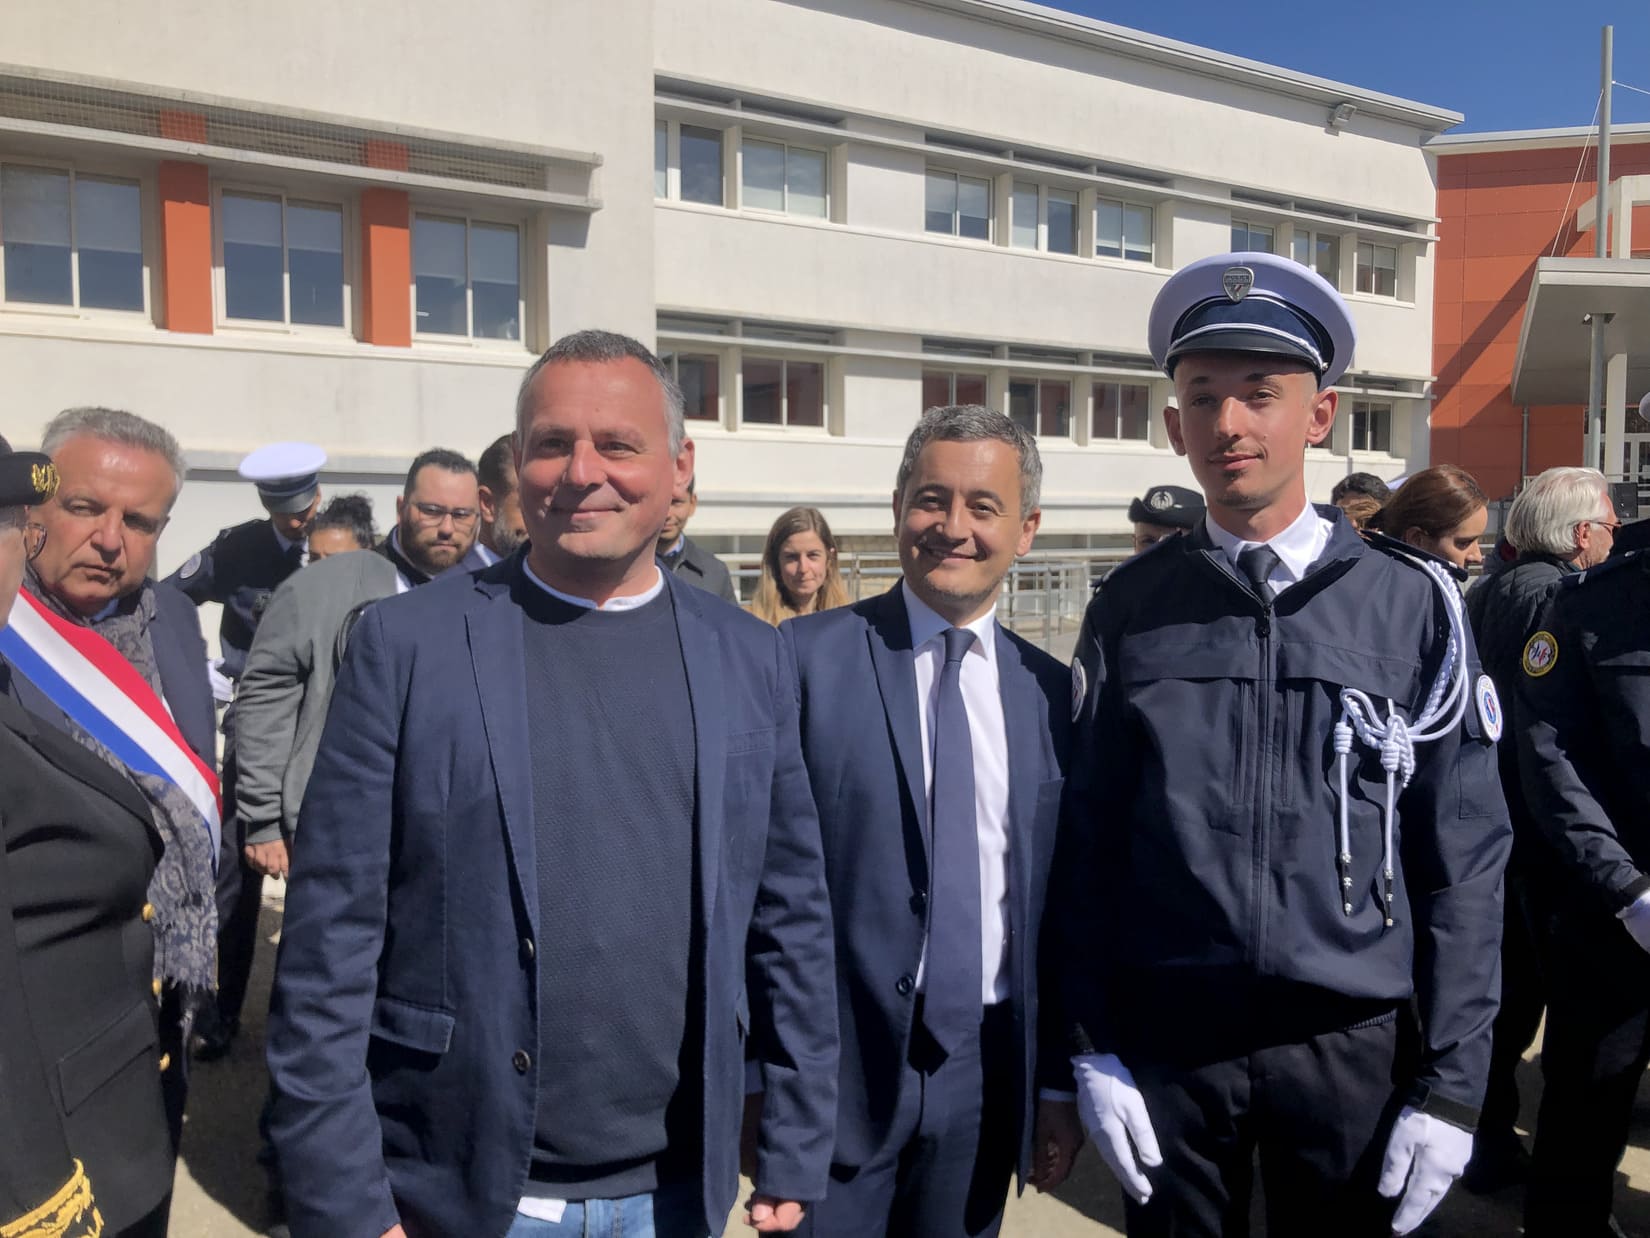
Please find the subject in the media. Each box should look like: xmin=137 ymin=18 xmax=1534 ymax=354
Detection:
xmin=267 ymin=330 xmax=837 ymax=1238
xmin=778 ymin=406 xmax=1081 ymax=1237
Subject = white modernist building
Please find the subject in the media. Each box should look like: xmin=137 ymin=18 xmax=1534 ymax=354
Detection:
xmin=1 ymin=0 xmax=1456 ymax=569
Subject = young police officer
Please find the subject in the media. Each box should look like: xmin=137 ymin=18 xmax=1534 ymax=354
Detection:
xmin=1063 ymin=252 xmax=1511 ymax=1237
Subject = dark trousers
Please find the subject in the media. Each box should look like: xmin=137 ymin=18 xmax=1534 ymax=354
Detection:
xmin=1525 ymin=902 xmax=1650 ymax=1235
xmin=210 ymin=751 xmax=262 ymax=1027
xmin=1123 ymin=1014 xmax=1404 ymax=1238
xmin=802 ymin=1002 xmax=1017 ymax=1238
xmin=1479 ymin=864 xmax=1550 ymax=1139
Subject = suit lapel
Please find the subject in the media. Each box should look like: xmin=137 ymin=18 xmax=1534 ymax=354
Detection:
xmin=467 ymin=576 xmax=539 ymax=936
xmin=671 ymin=576 xmax=726 ymax=928
xmin=866 ymin=587 xmax=929 ymax=862
xmin=148 ymin=592 xmax=213 ymax=764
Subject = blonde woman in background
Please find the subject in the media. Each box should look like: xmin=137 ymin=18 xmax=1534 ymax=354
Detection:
xmin=749 ymin=506 xmax=850 ymax=624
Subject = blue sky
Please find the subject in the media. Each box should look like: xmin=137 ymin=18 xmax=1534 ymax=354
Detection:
xmin=1050 ymin=2 xmax=1650 ymax=133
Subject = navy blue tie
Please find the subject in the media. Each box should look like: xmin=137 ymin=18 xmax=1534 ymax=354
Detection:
xmin=923 ymin=626 xmax=981 ymax=1055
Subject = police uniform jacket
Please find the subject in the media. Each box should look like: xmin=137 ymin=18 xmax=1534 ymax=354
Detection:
xmin=1064 ymin=507 xmax=1511 ymax=1125
xmin=1515 ymin=551 xmax=1650 ymax=915
xmin=166 ymin=518 xmax=304 ymax=681
xmin=0 ymin=664 xmax=169 ymax=1232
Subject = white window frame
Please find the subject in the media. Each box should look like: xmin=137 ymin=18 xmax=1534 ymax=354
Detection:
xmin=1291 ymin=226 xmax=1343 ymax=288
xmin=1355 ymin=240 xmax=1399 ymax=299
xmin=654 ymin=119 xmax=669 ymax=200
xmin=923 ymin=168 xmax=992 ymax=242
xmin=1350 ymin=399 xmax=1395 ymax=455
xmin=738 ymin=352 xmax=828 ymax=431
xmin=410 ymin=210 xmax=526 ymax=348
xmin=1008 ymin=374 xmax=1074 ymax=440
xmin=1230 ymin=217 xmax=1275 ymax=254
xmin=660 ymin=119 xmax=729 ymax=209
xmin=1090 ymin=379 xmax=1153 ymax=443
xmin=1095 ymin=196 xmax=1155 ymax=264
xmin=739 ymin=137 xmax=829 ymax=218
xmin=213 ymin=183 xmax=352 ymax=335
xmin=662 ymin=349 xmax=725 ymax=426
xmin=921 ymin=368 xmax=990 ymax=411
xmin=0 ymin=157 xmax=150 ymax=320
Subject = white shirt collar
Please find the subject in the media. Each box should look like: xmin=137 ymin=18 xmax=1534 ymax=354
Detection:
xmin=660 ymin=536 xmax=685 ymax=560
xmin=900 ymin=579 xmax=998 ymax=666
xmin=522 ymin=558 xmax=666 ymax=612
xmin=272 ymin=525 xmax=300 ymax=554
xmin=1203 ymin=500 xmax=1325 ymax=584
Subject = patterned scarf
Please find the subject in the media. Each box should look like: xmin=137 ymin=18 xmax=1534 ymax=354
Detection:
xmin=23 ymin=567 xmax=218 ymax=997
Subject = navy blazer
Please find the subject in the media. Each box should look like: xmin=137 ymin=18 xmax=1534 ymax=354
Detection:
xmin=266 ymin=559 xmax=837 ymax=1238
xmin=782 ymin=586 xmax=1071 ymax=1185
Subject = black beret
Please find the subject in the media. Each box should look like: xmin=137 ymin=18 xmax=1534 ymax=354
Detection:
xmin=0 ymin=443 xmax=57 ymax=507
xmin=1127 ymin=484 xmax=1205 ymax=529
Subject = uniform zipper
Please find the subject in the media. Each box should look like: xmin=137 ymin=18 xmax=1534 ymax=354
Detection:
xmin=1252 ymin=599 xmax=1273 ymax=971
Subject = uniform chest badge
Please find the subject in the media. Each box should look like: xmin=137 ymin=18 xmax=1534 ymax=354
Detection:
xmin=1522 ymin=630 xmax=1558 ymax=678
xmin=1071 ymin=658 xmax=1088 ymax=722
xmin=1222 ymin=265 xmax=1254 ymax=301
xmin=179 ymin=552 xmax=202 ymax=580
xmin=1474 ymin=674 xmax=1504 ymax=742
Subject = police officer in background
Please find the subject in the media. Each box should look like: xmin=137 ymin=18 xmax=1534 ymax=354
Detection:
xmin=1062 ymin=252 xmax=1511 ymax=1236
xmin=166 ymin=441 xmax=325 ymax=1060
xmin=1127 ymin=484 xmax=1204 ymax=555
xmin=1516 ymin=548 xmax=1650 ymax=1236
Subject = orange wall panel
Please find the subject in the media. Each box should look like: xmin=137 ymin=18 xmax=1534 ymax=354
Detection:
xmin=360 ymin=188 xmax=411 ymax=348
xmin=157 ymin=160 xmax=212 ymax=335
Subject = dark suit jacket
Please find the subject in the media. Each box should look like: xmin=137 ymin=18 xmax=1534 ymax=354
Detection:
xmin=663 ymin=535 xmax=738 ymax=604
xmin=781 ymin=586 xmax=1071 ymax=1185
xmin=0 ymin=668 xmax=168 ymax=1232
xmin=266 ymin=560 xmax=837 ymax=1238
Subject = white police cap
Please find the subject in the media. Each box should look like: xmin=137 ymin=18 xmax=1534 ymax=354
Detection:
xmin=238 ymin=442 xmax=327 ymax=513
xmin=1148 ymin=251 xmax=1356 ymax=389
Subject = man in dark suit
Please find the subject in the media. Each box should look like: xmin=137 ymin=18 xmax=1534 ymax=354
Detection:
xmin=659 ymin=476 xmax=737 ymax=603
xmin=6 ymin=407 xmax=217 ymax=1198
xmin=779 ymin=405 xmax=1079 ymax=1237
xmin=267 ymin=329 xmax=837 ymax=1238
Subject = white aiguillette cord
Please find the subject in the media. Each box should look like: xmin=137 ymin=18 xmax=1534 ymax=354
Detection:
xmin=1331 ymin=559 xmax=1471 ymax=926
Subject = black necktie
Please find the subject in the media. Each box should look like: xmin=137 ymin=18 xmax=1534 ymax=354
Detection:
xmin=922 ymin=627 xmax=982 ymax=1055
xmin=1237 ymin=544 xmax=1281 ymax=599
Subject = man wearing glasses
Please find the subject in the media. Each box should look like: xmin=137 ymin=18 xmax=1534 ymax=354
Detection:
xmin=385 ymin=448 xmax=482 ymax=588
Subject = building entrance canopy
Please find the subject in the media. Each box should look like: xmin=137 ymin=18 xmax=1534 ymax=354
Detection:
xmin=1512 ymin=258 xmax=1650 ymax=405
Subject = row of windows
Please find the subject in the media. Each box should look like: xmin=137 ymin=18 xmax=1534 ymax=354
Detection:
xmin=655 ymin=121 xmax=829 ymax=219
xmin=0 ymin=161 xmax=525 ymax=343
xmin=1232 ymin=217 xmax=1400 ymax=299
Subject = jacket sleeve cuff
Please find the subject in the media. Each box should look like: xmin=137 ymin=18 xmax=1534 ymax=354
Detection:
xmin=1612 ymin=874 xmax=1650 ymax=915
xmin=243 ymin=821 xmax=284 ymax=847
xmin=1403 ymin=1081 xmax=1479 ymax=1132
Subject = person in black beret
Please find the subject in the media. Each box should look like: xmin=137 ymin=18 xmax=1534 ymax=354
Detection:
xmin=1127 ymin=484 xmax=1206 ymax=555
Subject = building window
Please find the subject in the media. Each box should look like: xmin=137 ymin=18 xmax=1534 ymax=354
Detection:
xmin=921 ymin=369 xmax=988 ymax=411
xmin=654 ymin=120 xmax=668 ymax=198
xmin=679 ymin=125 xmax=725 ymax=207
xmin=1096 ymin=198 xmax=1153 ymax=263
xmin=662 ymin=351 xmax=720 ymax=421
xmin=742 ymin=139 xmax=827 ymax=218
xmin=1047 ymin=189 xmax=1079 ymax=255
xmin=1011 ymin=182 xmax=1038 ymax=249
xmin=924 ymin=170 xmax=991 ymax=240
xmin=1008 ymin=378 xmax=1071 ymax=438
xmin=219 ymin=191 xmax=344 ymax=327
xmin=1231 ymin=218 xmax=1274 ymax=253
xmin=1092 ymin=381 xmax=1151 ymax=441
xmin=1292 ymin=228 xmax=1341 ymax=284
xmin=413 ymin=214 xmax=520 ymax=342
xmin=1351 ymin=400 xmax=1393 ymax=453
xmin=743 ymin=356 xmax=824 ymax=428
xmin=1356 ymin=241 xmax=1398 ymax=298
xmin=0 ymin=164 xmax=143 ymax=312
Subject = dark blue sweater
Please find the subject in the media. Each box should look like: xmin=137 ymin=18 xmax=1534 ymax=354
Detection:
xmin=520 ymin=582 xmax=698 ymax=1199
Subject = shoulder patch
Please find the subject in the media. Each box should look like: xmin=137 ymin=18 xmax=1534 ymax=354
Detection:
xmin=1071 ymin=658 xmax=1087 ymax=722
xmin=1522 ymin=630 xmax=1558 ymax=678
xmin=1475 ymin=673 xmax=1504 ymax=741
xmin=179 ymin=551 xmax=203 ymax=580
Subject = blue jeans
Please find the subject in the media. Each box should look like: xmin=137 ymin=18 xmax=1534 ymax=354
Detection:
xmin=505 ymin=1181 xmax=708 ymax=1238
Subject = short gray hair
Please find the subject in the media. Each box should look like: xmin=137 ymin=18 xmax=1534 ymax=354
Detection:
xmin=513 ymin=329 xmax=686 ymax=455
xmin=1505 ymin=466 xmax=1612 ymax=557
xmin=896 ymin=405 xmax=1042 ymax=518
xmin=41 ymin=407 xmax=188 ymax=496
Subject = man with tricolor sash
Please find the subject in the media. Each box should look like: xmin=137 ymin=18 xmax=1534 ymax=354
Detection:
xmin=0 ymin=407 xmax=218 ymax=1167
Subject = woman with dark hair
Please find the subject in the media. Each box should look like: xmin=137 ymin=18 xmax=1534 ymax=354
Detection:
xmin=1377 ymin=464 xmax=1489 ymax=571
xmin=305 ymin=492 xmax=377 ymax=560
xmin=748 ymin=506 xmax=850 ymax=625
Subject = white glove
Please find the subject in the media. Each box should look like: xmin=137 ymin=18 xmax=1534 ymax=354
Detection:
xmin=1618 ymin=890 xmax=1650 ymax=954
xmin=1071 ymin=1053 xmax=1162 ymax=1204
xmin=1377 ymin=1106 xmax=1473 ymax=1235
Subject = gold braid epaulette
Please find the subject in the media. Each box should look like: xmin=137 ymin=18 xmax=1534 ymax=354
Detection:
xmin=0 ymin=1162 xmax=102 ymax=1238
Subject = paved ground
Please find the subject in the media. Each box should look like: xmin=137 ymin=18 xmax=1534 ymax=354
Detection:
xmin=172 ymin=891 xmax=1650 ymax=1238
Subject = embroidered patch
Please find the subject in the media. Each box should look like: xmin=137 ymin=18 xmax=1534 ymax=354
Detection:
xmin=179 ymin=552 xmax=203 ymax=580
xmin=1522 ymin=630 xmax=1558 ymax=678
xmin=1148 ymin=488 xmax=1174 ymax=511
xmin=1071 ymin=658 xmax=1088 ymax=722
xmin=1475 ymin=673 xmax=1504 ymax=742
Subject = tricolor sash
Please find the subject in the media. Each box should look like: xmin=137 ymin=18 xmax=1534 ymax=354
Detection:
xmin=0 ymin=587 xmax=221 ymax=862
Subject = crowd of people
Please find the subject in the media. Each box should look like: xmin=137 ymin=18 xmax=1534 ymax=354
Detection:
xmin=0 ymin=246 xmax=1647 ymax=1238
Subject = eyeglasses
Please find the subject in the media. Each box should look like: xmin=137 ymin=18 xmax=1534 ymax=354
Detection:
xmin=1589 ymin=518 xmax=1622 ymax=533
xmin=409 ymin=501 xmax=479 ymax=528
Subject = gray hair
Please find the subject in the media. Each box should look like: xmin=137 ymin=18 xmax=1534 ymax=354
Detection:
xmin=513 ymin=329 xmax=686 ymax=455
xmin=41 ymin=407 xmax=188 ymax=496
xmin=1505 ymin=466 xmax=1612 ymax=558
xmin=896 ymin=405 xmax=1042 ymax=518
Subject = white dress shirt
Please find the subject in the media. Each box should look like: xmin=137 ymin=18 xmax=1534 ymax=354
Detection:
xmin=522 ymin=559 xmax=666 ymax=611
xmin=272 ymin=524 xmax=308 ymax=568
xmin=473 ymin=542 xmax=502 ymax=567
xmin=902 ymin=581 xmax=1012 ymax=1006
xmin=1203 ymin=499 xmax=1332 ymax=598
